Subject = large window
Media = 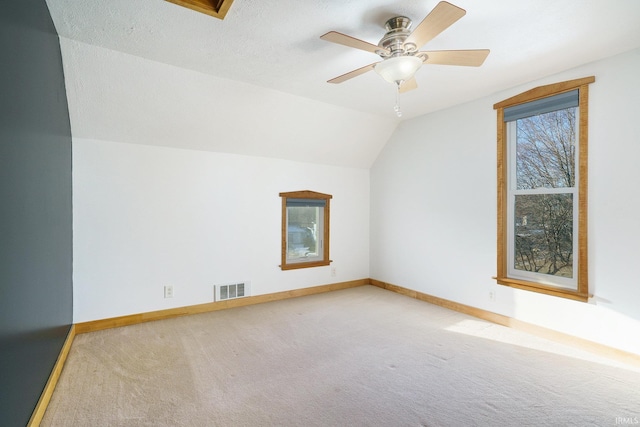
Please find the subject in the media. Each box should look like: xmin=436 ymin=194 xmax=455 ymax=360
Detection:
xmin=494 ymin=77 xmax=594 ymax=301
xmin=279 ymin=190 xmax=332 ymax=270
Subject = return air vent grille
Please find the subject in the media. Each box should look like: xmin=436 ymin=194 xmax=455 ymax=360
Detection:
xmin=215 ymin=282 xmax=250 ymax=301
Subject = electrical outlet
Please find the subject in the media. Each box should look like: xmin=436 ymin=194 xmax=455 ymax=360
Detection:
xmin=489 ymin=291 xmax=496 ymax=302
xmin=331 ymin=267 xmax=337 ymax=277
xmin=164 ymin=285 xmax=174 ymax=298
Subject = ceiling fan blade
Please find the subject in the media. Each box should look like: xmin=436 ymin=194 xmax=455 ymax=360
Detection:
xmin=320 ymin=31 xmax=382 ymax=54
xmin=405 ymin=1 xmax=466 ymax=49
xmin=327 ymin=63 xmax=378 ymax=84
xmin=399 ymin=77 xmax=418 ymax=93
xmin=422 ymin=49 xmax=490 ymax=66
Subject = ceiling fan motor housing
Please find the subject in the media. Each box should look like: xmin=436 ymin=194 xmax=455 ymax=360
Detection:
xmin=378 ymin=16 xmax=418 ymax=57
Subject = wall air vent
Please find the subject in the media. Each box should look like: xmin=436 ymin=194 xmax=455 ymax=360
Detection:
xmin=165 ymin=0 xmax=235 ymax=20
xmin=215 ymin=282 xmax=251 ymax=302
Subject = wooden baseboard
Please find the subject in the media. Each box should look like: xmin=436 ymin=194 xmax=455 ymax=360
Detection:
xmin=369 ymin=278 xmax=640 ymax=367
xmin=27 ymin=324 xmax=76 ymax=427
xmin=75 ymin=279 xmax=369 ymax=334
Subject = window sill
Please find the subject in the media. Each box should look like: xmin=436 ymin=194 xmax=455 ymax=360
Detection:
xmin=494 ymin=276 xmax=590 ymax=302
xmin=280 ymin=260 xmax=331 ymax=271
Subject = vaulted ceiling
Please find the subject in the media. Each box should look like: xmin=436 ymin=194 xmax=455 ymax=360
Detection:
xmin=45 ymin=0 xmax=640 ymax=168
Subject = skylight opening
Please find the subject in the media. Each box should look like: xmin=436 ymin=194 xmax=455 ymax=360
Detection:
xmin=165 ymin=0 xmax=235 ymax=20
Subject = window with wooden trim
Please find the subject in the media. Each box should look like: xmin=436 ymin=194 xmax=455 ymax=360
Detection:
xmin=493 ymin=76 xmax=594 ymax=302
xmin=279 ymin=190 xmax=332 ymax=270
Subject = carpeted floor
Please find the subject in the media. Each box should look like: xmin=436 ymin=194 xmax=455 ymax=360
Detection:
xmin=42 ymin=285 xmax=640 ymax=426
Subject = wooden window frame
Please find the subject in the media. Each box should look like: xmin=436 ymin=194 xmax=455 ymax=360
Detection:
xmin=165 ymin=0 xmax=235 ymax=20
xmin=279 ymin=190 xmax=332 ymax=271
xmin=493 ymin=76 xmax=595 ymax=302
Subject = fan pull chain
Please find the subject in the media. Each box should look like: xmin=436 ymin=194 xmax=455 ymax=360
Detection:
xmin=394 ymin=83 xmax=402 ymax=117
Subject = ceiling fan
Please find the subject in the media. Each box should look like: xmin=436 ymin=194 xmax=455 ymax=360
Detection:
xmin=320 ymin=1 xmax=489 ymax=96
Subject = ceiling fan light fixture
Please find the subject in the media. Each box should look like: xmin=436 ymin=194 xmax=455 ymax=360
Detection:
xmin=374 ymin=55 xmax=423 ymax=85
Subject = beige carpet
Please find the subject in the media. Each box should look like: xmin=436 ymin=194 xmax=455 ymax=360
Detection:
xmin=42 ymin=285 xmax=640 ymax=426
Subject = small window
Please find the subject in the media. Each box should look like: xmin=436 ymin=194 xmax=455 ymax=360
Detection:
xmin=493 ymin=77 xmax=594 ymax=301
xmin=279 ymin=191 xmax=332 ymax=270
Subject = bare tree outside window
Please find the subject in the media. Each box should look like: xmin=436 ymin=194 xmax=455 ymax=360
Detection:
xmin=513 ymin=108 xmax=576 ymax=278
xmin=516 ymin=109 xmax=576 ymax=190
xmin=514 ymin=193 xmax=573 ymax=276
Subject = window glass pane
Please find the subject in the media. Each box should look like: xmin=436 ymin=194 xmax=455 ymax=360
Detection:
xmin=514 ymin=194 xmax=573 ymax=278
xmin=286 ymin=206 xmax=321 ymax=261
xmin=516 ymin=108 xmax=576 ymax=190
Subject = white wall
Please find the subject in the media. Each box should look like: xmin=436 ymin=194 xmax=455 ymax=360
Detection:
xmin=370 ymin=48 xmax=640 ymax=355
xmin=73 ymin=139 xmax=369 ymax=322
xmin=59 ymin=38 xmax=397 ymax=170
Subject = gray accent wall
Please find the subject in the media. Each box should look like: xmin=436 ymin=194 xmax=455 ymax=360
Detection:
xmin=0 ymin=1 xmax=73 ymax=425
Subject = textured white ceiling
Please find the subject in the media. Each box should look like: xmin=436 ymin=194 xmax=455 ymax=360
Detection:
xmin=45 ymin=0 xmax=640 ymax=167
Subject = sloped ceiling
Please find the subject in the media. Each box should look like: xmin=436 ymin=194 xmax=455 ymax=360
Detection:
xmin=45 ymin=0 xmax=640 ymax=168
